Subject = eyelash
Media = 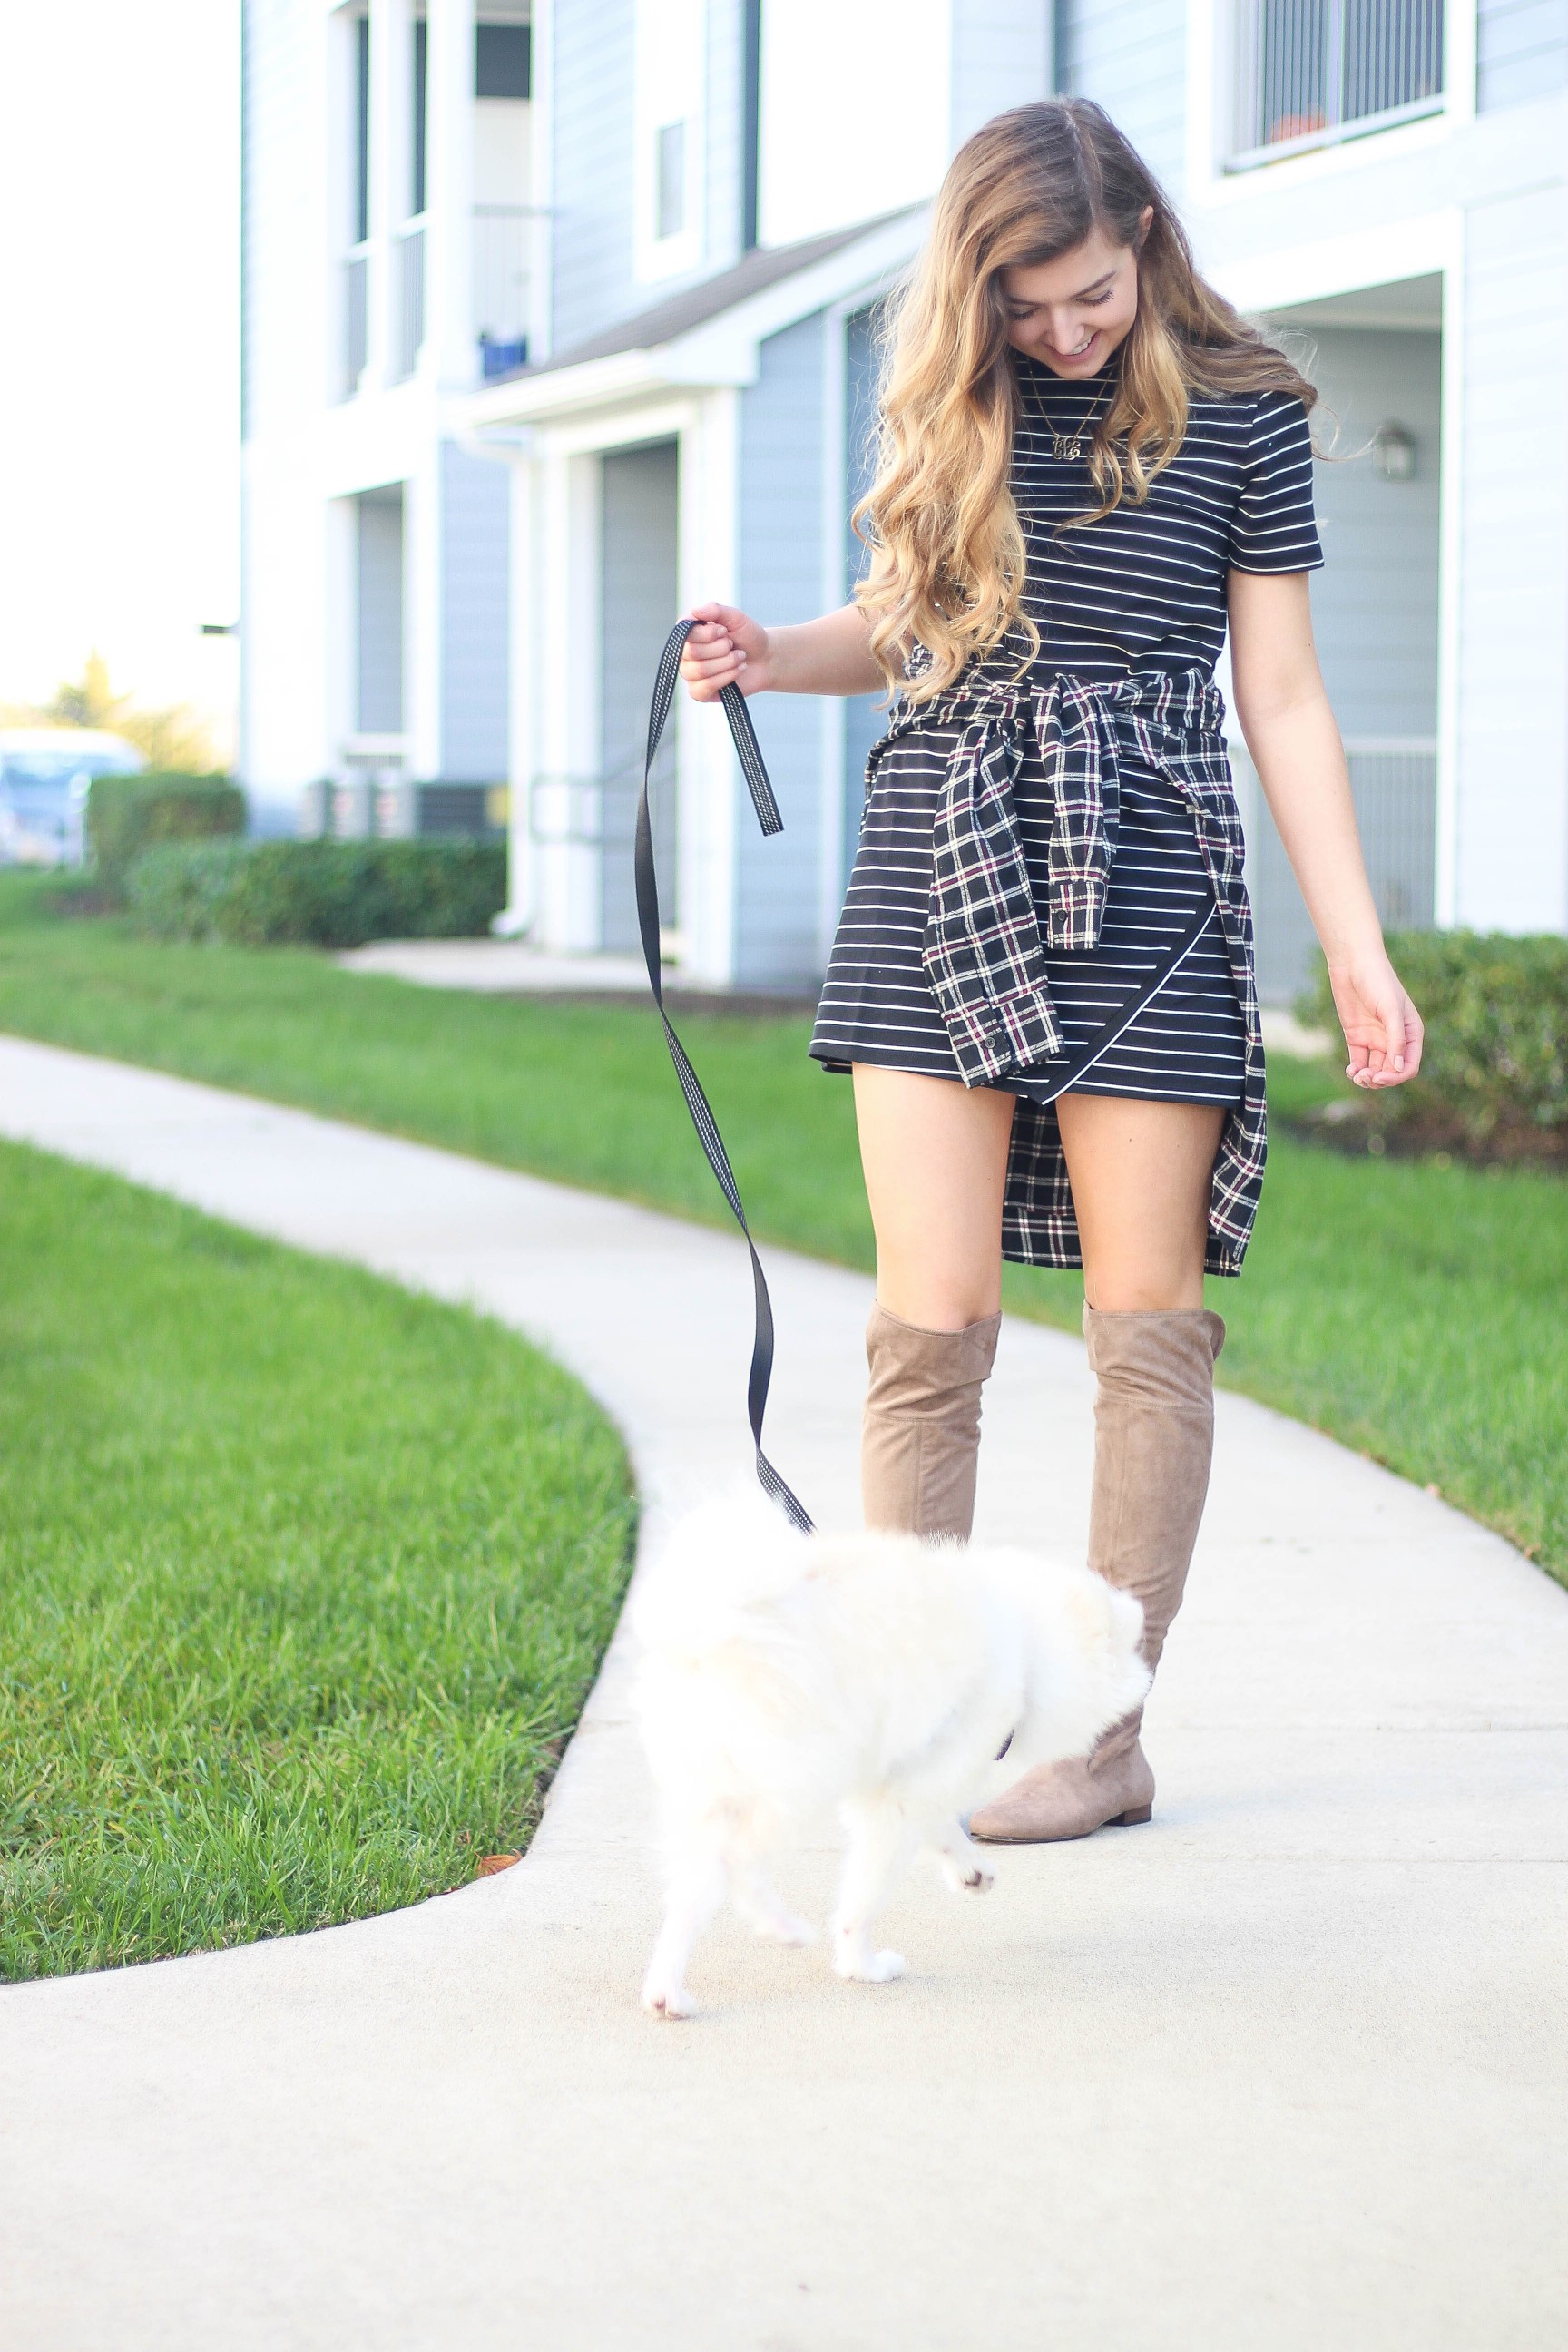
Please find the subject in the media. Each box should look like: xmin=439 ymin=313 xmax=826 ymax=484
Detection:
xmin=1010 ymin=289 xmax=1115 ymax=321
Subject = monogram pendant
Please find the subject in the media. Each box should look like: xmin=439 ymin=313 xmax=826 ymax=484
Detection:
xmin=1051 ymin=431 xmax=1089 ymax=462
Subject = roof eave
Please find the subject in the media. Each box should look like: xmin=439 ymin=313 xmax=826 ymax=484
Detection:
xmin=465 ymin=205 xmax=929 ymax=432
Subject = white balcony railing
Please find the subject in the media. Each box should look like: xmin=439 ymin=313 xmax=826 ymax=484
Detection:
xmin=395 ymin=221 xmax=426 ymax=380
xmin=338 ymin=209 xmax=532 ymax=397
xmin=475 ymin=203 xmax=531 ymax=377
xmin=1228 ymin=0 xmax=1446 ymax=170
xmin=343 ymin=249 xmax=369 ymax=397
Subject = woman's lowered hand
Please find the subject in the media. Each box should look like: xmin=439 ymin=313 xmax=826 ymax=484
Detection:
xmin=1328 ymin=951 xmax=1425 ymax=1089
xmin=680 ymin=603 xmax=772 ymax=701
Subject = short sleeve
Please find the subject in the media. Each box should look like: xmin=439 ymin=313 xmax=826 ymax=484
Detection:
xmin=1227 ymin=391 xmax=1322 ymax=573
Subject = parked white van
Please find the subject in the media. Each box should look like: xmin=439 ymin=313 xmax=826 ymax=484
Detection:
xmin=0 ymin=730 xmax=144 ymax=867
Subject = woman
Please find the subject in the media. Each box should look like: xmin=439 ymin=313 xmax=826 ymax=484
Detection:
xmin=679 ymin=99 xmax=1422 ymax=1844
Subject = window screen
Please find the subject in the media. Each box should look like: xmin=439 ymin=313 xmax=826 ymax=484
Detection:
xmin=354 ymin=15 xmax=370 ymax=243
xmin=412 ymin=20 xmax=427 ymax=214
xmin=475 ymin=24 xmax=531 ymax=99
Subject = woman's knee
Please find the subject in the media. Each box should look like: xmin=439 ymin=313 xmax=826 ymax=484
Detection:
xmin=1057 ymin=1094 xmax=1222 ymax=1313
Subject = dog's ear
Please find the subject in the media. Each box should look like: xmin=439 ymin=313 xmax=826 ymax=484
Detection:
xmin=1063 ymin=1574 xmax=1145 ymax=1658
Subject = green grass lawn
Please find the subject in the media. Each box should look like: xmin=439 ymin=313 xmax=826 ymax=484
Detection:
xmin=0 ymin=1133 xmax=634 ymax=1981
xmin=1 ymin=872 xmax=1563 ymax=1587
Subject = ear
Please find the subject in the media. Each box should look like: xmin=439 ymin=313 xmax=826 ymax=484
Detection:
xmin=1064 ymin=1575 xmax=1144 ymax=1656
xmin=1133 ymin=203 xmax=1154 ymax=254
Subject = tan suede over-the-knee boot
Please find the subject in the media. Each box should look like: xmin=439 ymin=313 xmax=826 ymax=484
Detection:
xmin=970 ymin=1302 xmax=1225 ymax=1843
xmin=861 ymin=1301 xmax=1001 ymax=1540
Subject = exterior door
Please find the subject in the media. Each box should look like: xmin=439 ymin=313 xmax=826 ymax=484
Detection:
xmin=599 ymin=440 xmax=679 ymax=953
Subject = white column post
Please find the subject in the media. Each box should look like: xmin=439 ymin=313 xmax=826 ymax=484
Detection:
xmin=425 ymin=0 xmax=475 ymax=389
xmin=534 ymin=446 xmax=603 ymax=950
xmin=502 ymin=451 xmax=539 ymax=931
xmin=367 ymin=0 xmax=413 ymax=389
xmin=405 ymin=446 xmax=445 ymax=781
xmin=677 ymin=389 xmax=739 ymax=985
xmin=323 ymin=495 xmax=358 ymax=773
xmin=1435 ymin=242 xmax=1465 ymax=929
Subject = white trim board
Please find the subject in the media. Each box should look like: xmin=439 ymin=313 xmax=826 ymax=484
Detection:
xmin=1208 ymin=210 xmax=1462 ymax=318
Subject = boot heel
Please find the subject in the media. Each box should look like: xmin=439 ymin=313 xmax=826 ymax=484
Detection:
xmin=1112 ymin=1804 xmax=1152 ymax=1826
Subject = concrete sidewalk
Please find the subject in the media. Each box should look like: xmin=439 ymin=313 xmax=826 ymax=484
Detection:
xmin=1 ymin=1033 xmax=1563 ymax=2351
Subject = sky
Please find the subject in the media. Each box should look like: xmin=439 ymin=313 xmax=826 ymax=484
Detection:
xmin=0 ymin=0 xmax=937 ymax=765
xmin=0 ymin=3 xmax=240 ymax=749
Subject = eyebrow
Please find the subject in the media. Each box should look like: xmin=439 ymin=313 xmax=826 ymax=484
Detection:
xmin=1005 ymin=267 xmax=1117 ymax=311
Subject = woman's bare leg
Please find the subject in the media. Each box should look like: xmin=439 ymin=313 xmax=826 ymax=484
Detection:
xmin=851 ymin=1066 xmax=1016 ymax=1327
xmin=1053 ymin=1094 xmax=1227 ymax=1308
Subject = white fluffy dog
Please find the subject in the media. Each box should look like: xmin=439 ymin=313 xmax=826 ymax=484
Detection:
xmin=632 ymin=1494 xmax=1151 ymax=2018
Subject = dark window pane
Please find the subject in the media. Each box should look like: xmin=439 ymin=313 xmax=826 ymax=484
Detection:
xmin=413 ymin=20 xmax=427 ymax=213
xmin=475 ymin=24 xmax=531 ymax=100
xmin=741 ymin=0 xmax=761 ymax=250
xmin=355 ymin=15 xmax=370 ymax=243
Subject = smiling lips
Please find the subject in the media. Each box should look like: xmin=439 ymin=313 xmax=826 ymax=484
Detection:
xmin=1043 ymin=328 xmax=1100 ymax=364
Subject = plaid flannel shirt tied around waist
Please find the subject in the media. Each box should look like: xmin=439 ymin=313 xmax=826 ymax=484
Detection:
xmin=873 ymin=665 xmax=1239 ymax=1088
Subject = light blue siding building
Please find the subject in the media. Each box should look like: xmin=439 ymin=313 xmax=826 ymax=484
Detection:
xmin=240 ymin=2 xmax=1568 ymax=996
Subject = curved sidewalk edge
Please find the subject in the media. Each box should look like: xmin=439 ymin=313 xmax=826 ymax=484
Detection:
xmin=0 ymin=1033 xmax=1564 ymax=2352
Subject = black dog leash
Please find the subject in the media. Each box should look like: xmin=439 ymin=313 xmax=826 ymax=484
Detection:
xmin=634 ymin=621 xmax=814 ymax=1534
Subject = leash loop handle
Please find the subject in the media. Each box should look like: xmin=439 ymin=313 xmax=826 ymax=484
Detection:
xmin=636 ymin=620 xmax=814 ymax=1534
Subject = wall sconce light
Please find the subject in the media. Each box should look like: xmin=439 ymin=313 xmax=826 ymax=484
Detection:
xmin=1371 ymin=421 xmax=1417 ymax=482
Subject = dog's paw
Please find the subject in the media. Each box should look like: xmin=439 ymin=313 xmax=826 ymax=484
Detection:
xmin=833 ymin=1940 xmax=906 ymax=1984
xmin=942 ymin=1854 xmax=996 ymax=1896
xmin=854 ymin=1947 xmax=906 ymax=1984
xmin=642 ymin=1976 xmax=697 ymax=2020
xmin=760 ymin=1911 xmax=818 ymax=1947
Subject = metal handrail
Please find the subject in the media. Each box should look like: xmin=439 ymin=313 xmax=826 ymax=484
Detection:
xmin=528 ymin=758 xmax=655 ymax=848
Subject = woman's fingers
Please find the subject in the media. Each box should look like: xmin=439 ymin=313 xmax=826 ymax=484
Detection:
xmin=1379 ymin=995 xmax=1406 ymax=1076
xmin=688 ymin=600 xmax=749 ymax=633
xmin=681 ymin=642 xmax=747 ymax=701
xmin=1339 ymin=972 xmax=1423 ymax=1088
xmin=680 ymin=652 xmax=746 ymax=694
xmin=680 ymin=619 xmax=748 ymax=702
xmin=680 ymin=602 xmax=766 ymax=701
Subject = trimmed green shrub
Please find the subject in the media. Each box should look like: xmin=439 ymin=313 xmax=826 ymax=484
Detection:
xmin=1300 ymin=930 xmax=1568 ymax=1161
xmin=127 ymin=837 xmax=507 ymax=949
xmin=87 ymin=772 xmax=245 ymax=889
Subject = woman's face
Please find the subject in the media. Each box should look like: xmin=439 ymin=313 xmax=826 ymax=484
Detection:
xmin=998 ymin=211 xmax=1152 ymax=377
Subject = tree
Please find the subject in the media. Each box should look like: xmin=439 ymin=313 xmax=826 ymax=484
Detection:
xmin=44 ymin=651 xmax=132 ymax=731
xmin=12 ymin=652 xmax=226 ymax=776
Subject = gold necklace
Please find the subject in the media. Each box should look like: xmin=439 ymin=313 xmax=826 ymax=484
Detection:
xmin=1047 ymin=380 xmax=1114 ymax=463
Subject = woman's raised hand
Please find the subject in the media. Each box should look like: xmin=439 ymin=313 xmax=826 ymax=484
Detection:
xmin=680 ymin=603 xmax=772 ymax=701
xmin=1329 ymin=953 xmax=1425 ymax=1089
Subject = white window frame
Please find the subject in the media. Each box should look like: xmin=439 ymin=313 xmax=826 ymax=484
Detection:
xmin=1185 ymin=0 xmax=1476 ymax=204
xmin=632 ymin=0 xmax=706 ymax=284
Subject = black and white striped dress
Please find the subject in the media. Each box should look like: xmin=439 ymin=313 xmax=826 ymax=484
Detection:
xmin=810 ymin=359 xmax=1322 ymax=1147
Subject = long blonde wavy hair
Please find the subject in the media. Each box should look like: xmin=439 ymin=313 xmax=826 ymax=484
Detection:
xmin=856 ymin=99 xmax=1317 ymax=701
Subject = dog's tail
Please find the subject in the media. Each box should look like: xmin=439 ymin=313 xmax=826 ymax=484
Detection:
xmin=630 ymin=1488 xmax=808 ymax=1664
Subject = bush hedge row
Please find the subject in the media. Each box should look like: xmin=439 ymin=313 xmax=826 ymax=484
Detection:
xmin=1301 ymin=929 xmax=1568 ymax=1161
xmin=127 ymin=838 xmax=508 ymax=949
xmin=87 ymin=773 xmax=245 ymax=888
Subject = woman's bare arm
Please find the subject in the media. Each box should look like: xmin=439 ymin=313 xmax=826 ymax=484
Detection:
xmin=679 ymin=600 xmax=884 ymax=701
xmin=1227 ymin=567 xmax=1423 ymax=1089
